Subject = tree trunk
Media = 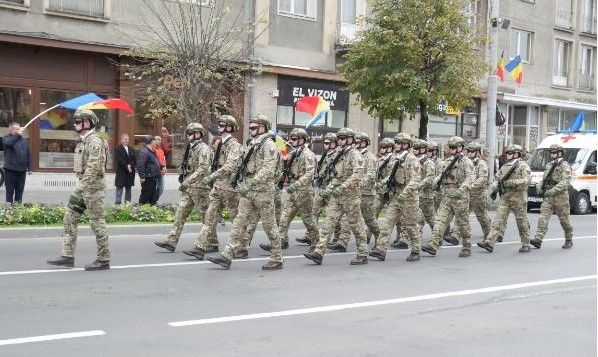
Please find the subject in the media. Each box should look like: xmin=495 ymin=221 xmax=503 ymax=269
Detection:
xmin=418 ymin=100 xmax=429 ymax=139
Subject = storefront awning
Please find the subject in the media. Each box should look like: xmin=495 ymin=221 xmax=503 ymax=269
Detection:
xmin=501 ymin=93 xmax=597 ymax=111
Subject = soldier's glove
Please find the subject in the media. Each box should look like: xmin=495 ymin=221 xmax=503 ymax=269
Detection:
xmin=201 ymin=174 xmax=216 ymax=187
xmin=502 ymin=180 xmax=516 ymax=189
xmin=535 ymin=183 xmax=544 ymax=195
xmin=286 ymin=183 xmax=297 ymax=194
xmin=179 ymin=182 xmax=189 ymax=192
xmin=332 ymin=186 xmax=345 ymax=198
xmin=544 ymin=187 xmax=557 ymax=197
xmin=432 ymin=177 xmax=441 ymax=188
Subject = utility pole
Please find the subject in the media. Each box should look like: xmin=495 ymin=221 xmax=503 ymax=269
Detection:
xmin=486 ymin=0 xmax=499 ymax=179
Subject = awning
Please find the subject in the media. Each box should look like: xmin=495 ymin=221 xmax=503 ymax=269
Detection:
xmin=501 ymin=93 xmax=597 ymax=111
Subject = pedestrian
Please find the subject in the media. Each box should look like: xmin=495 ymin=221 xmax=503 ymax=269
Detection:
xmin=477 ymin=144 xmax=532 ymax=253
xmin=154 ymin=135 xmax=167 ymax=203
xmin=47 ymin=109 xmax=110 ymax=270
xmin=2 ymin=122 xmax=32 ymax=203
xmin=160 ymin=126 xmax=172 ymax=167
xmin=154 ymin=123 xmax=213 ymax=252
xmin=206 ymin=114 xmax=284 ymax=270
xmin=114 ymin=133 xmax=136 ymax=204
xmin=137 ymin=135 xmax=161 ymax=205
xmin=530 ymin=144 xmax=574 ymax=249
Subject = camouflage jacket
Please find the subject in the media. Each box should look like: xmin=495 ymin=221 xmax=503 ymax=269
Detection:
xmin=211 ymin=135 xmax=242 ymax=191
xmin=74 ymin=131 xmax=107 ymax=192
xmin=386 ymin=151 xmax=421 ymax=199
xmin=287 ymin=145 xmax=316 ymax=190
xmin=419 ymin=156 xmax=436 ymax=196
xmin=359 ymin=148 xmax=378 ymax=196
xmin=436 ymin=154 xmax=475 ymax=193
xmin=329 ymin=146 xmax=364 ymax=194
xmin=471 ymin=157 xmax=489 ymax=194
xmin=541 ymin=158 xmax=571 ymax=195
xmin=182 ymin=141 xmax=213 ymax=189
xmin=495 ymin=158 xmax=531 ymax=196
xmin=245 ymin=132 xmax=280 ymax=193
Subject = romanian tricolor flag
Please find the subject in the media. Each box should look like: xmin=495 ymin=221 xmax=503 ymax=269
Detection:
xmin=273 ymin=133 xmax=289 ymax=158
xmin=497 ymin=52 xmax=506 ymax=82
xmin=505 ymin=55 xmax=523 ymax=85
xmin=79 ymin=98 xmax=134 ymax=114
xmin=295 ymin=96 xmax=331 ymax=129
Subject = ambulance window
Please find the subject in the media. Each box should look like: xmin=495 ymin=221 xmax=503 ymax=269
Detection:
xmin=584 ymin=151 xmax=597 ymax=175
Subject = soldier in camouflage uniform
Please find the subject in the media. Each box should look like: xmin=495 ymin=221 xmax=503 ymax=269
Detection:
xmin=530 ymin=144 xmax=574 ymax=249
xmin=259 ymin=128 xmax=319 ymax=251
xmin=152 ymin=123 xmax=213 ymax=252
xmin=477 ymin=144 xmax=532 ymax=253
xmin=331 ymin=132 xmax=380 ymax=250
xmin=369 ymin=133 xmax=421 ymax=262
xmin=304 ymin=127 xmax=369 ymax=265
xmin=414 ymin=139 xmax=436 ymax=232
xmin=181 ymin=115 xmax=242 ymax=259
xmin=465 ymin=142 xmax=492 ymax=240
xmin=207 ymin=114 xmax=283 ymax=270
xmin=421 ymin=136 xmax=475 ymax=257
xmin=47 ymin=109 xmax=110 ymax=270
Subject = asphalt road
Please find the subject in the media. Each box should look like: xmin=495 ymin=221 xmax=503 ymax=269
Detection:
xmin=0 ymin=212 xmax=596 ymax=356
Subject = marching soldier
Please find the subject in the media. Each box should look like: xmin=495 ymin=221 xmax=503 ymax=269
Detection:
xmin=206 ymin=114 xmax=284 ymax=270
xmin=414 ymin=139 xmax=436 ymax=232
xmin=304 ymin=127 xmax=369 ymax=265
xmin=180 ymin=115 xmax=242 ymax=259
xmin=47 ymin=109 xmax=110 ymax=270
xmin=531 ymin=144 xmax=574 ymax=249
xmin=477 ymin=144 xmax=532 ymax=253
xmin=465 ymin=142 xmax=492 ymax=240
xmin=421 ymin=136 xmax=475 ymax=258
xmin=154 ymin=123 xmax=213 ymax=252
xmin=369 ymin=132 xmax=421 ymax=262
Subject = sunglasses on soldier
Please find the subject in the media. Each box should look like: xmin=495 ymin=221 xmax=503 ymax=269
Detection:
xmin=289 ymin=136 xmax=300 ymax=141
xmin=323 ymin=141 xmax=331 ymax=145
xmin=74 ymin=119 xmax=83 ymax=124
xmin=337 ymin=135 xmax=348 ymax=140
xmin=218 ymin=122 xmax=227 ymax=128
xmin=248 ymin=125 xmax=259 ymax=131
xmin=186 ymin=131 xmax=195 ymax=136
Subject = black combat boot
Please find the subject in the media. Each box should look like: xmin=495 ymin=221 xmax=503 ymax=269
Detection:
xmin=262 ymin=261 xmax=283 ymax=270
xmin=421 ymin=244 xmax=437 ymax=256
xmin=406 ymin=252 xmax=420 ymax=261
xmin=233 ymin=249 xmax=248 ymax=259
xmin=391 ymin=241 xmax=409 ymax=249
xmin=295 ymin=236 xmax=311 ymax=244
xmin=530 ymin=239 xmax=542 ymax=249
xmin=328 ymin=243 xmax=347 ymax=253
xmin=477 ymin=241 xmax=493 ymax=253
xmin=518 ymin=245 xmax=531 ymax=253
xmin=304 ymin=251 xmax=323 ymax=265
xmin=206 ymin=255 xmax=232 ymax=269
xmin=154 ymin=241 xmax=175 ymax=252
xmin=458 ymin=249 xmax=471 ymax=257
xmin=350 ymin=255 xmax=368 ymax=265
xmin=182 ymin=247 xmax=206 ymax=260
xmin=84 ymin=260 xmax=110 ymax=271
xmin=496 ymin=235 xmax=503 ymax=243
xmin=368 ymin=247 xmax=386 ymax=261
xmin=443 ymin=233 xmax=459 ymax=245
xmin=562 ymin=240 xmax=573 ymax=249
xmin=47 ymin=256 xmax=74 ymax=268
xmin=204 ymin=246 xmax=219 ymax=253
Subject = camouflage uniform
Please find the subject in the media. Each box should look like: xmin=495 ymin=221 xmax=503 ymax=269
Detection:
xmin=469 ymin=154 xmax=492 ymax=239
xmin=422 ymin=136 xmax=475 ymax=256
xmin=479 ymin=145 xmax=531 ymax=252
xmin=371 ymin=133 xmax=421 ymax=259
xmin=373 ymin=138 xmax=401 ymax=243
xmin=531 ymin=145 xmax=573 ymax=248
xmin=417 ymin=141 xmax=436 ymax=231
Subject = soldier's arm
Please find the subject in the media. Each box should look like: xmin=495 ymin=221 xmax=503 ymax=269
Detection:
xmin=80 ymin=138 xmax=106 ymax=189
xmin=252 ymin=142 xmax=277 ymax=184
xmin=340 ymin=151 xmax=364 ymax=190
xmin=364 ymin=155 xmax=377 ymax=187
xmin=403 ymin=158 xmax=421 ymax=196
xmin=460 ymin=159 xmax=475 ymax=191
xmin=183 ymin=146 xmax=213 ymax=186
xmin=421 ymin=161 xmax=435 ymax=189
xmin=295 ymin=152 xmax=315 ymax=188
xmin=472 ymin=161 xmax=488 ymax=190
xmin=552 ymin=162 xmax=571 ymax=193
xmin=212 ymin=141 xmax=242 ymax=180
xmin=510 ymin=163 xmax=531 ymax=188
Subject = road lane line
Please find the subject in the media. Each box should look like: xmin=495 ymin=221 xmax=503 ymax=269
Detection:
xmin=0 ymin=330 xmax=105 ymax=346
xmin=0 ymin=235 xmax=595 ymax=277
xmin=168 ymin=275 xmax=597 ymax=327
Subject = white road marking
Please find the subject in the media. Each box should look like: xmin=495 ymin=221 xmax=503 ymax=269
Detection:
xmin=168 ymin=275 xmax=597 ymax=327
xmin=0 ymin=330 xmax=105 ymax=346
xmin=0 ymin=236 xmax=595 ymax=277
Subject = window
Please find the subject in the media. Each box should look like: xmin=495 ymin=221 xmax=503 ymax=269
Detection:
xmin=553 ymin=39 xmax=570 ymax=86
xmin=580 ymin=0 xmax=597 ymax=34
xmin=0 ymin=0 xmax=25 ymax=4
xmin=555 ymin=0 xmax=573 ymax=29
xmin=558 ymin=109 xmax=597 ymax=130
xmin=0 ymin=87 xmax=31 ymax=166
xmin=579 ymin=45 xmax=595 ymax=90
xmin=510 ymin=29 xmax=532 ymax=62
xmin=279 ymin=0 xmax=315 ymax=18
xmin=47 ymin=0 xmax=105 ymax=18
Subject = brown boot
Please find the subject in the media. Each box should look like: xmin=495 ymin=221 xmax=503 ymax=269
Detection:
xmin=304 ymin=251 xmax=323 ymax=265
xmin=421 ymin=244 xmax=437 ymax=256
xmin=47 ymin=256 xmax=74 ymax=268
xmin=206 ymin=255 xmax=232 ymax=269
xmin=262 ymin=261 xmax=283 ymax=270
xmin=391 ymin=241 xmax=409 ymax=249
xmin=233 ymin=249 xmax=248 ymax=259
xmin=350 ymin=255 xmax=368 ymax=265
xmin=368 ymin=248 xmax=386 ymax=261
xmin=84 ymin=260 xmax=110 ymax=271
xmin=458 ymin=249 xmax=471 ymax=257
xmin=562 ymin=240 xmax=573 ymax=249
xmin=530 ymin=239 xmax=542 ymax=249
xmin=182 ymin=247 xmax=206 ymax=260
xmin=154 ymin=241 xmax=175 ymax=252
xmin=204 ymin=246 xmax=219 ymax=254
xmin=406 ymin=252 xmax=420 ymax=261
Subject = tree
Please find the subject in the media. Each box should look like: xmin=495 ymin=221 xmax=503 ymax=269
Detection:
xmin=121 ymin=0 xmax=264 ymax=130
xmin=340 ymin=0 xmax=487 ymax=138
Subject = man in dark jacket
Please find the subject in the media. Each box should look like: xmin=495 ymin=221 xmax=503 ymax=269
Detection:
xmin=2 ymin=122 xmax=32 ymax=203
xmin=114 ymin=134 xmax=136 ymax=204
xmin=137 ymin=135 xmax=161 ymax=205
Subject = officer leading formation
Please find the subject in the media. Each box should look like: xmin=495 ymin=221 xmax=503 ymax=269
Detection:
xmin=46 ymin=114 xmax=576 ymax=271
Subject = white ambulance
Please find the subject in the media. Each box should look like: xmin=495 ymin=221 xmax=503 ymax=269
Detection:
xmin=527 ymin=131 xmax=597 ymax=214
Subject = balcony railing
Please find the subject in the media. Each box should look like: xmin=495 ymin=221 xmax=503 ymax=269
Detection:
xmin=579 ymin=72 xmax=595 ymax=90
xmin=580 ymin=14 xmax=597 ymax=34
xmin=47 ymin=0 xmax=105 ymax=17
xmin=555 ymin=8 xmax=573 ymax=29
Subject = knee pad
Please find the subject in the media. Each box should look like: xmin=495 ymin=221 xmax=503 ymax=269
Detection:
xmin=68 ymin=193 xmax=87 ymax=214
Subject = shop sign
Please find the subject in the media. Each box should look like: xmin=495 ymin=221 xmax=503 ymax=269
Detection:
xmin=278 ymin=76 xmax=349 ymax=111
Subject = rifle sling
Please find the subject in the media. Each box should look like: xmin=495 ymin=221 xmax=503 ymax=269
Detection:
xmin=377 ymin=156 xmax=392 ymax=180
xmin=438 ymin=154 xmax=461 ymax=187
xmin=543 ymin=160 xmax=561 ymax=187
xmin=501 ymin=160 xmax=519 ymax=183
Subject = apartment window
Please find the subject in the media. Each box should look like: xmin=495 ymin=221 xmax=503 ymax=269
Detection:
xmin=47 ymin=0 xmax=105 ymax=18
xmin=580 ymin=0 xmax=597 ymax=34
xmin=580 ymin=45 xmax=596 ymax=90
xmin=1 ymin=0 xmax=24 ymax=4
xmin=553 ymin=39 xmax=570 ymax=86
xmin=279 ymin=0 xmax=316 ymax=18
xmin=555 ymin=0 xmax=573 ymax=29
xmin=510 ymin=29 xmax=532 ymax=62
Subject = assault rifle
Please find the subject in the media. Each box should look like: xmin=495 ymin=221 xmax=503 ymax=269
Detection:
xmin=384 ymin=154 xmax=407 ymax=200
xmin=230 ymin=135 xmax=269 ymax=188
xmin=178 ymin=143 xmax=191 ymax=183
xmin=315 ymin=149 xmax=346 ymax=188
xmin=210 ymin=140 xmax=223 ymax=173
xmin=435 ymin=154 xmax=462 ymax=191
xmin=490 ymin=160 xmax=519 ymax=200
xmin=279 ymin=147 xmax=301 ymax=189
xmin=539 ymin=160 xmax=561 ymax=197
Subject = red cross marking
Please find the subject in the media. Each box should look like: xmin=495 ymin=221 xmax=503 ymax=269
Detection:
xmin=561 ymin=134 xmax=576 ymax=143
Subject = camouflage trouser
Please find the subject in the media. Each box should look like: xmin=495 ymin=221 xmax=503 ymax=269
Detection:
xmin=194 ymin=188 xmax=239 ymax=250
xmin=486 ymin=193 xmax=530 ymax=247
xmin=419 ymin=193 xmax=436 ymax=230
xmin=338 ymin=195 xmax=379 ymax=248
xmin=304 ymin=190 xmax=350 ymax=244
xmin=470 ymin=192 xmax=491 ymax=239
xmin=61 ymin=188 xmax=110 ymax=261
xmin=242 ymin=190 xmax=282 ymax=249
xmin=279 ymin=189 xmax=319 ymax=245
xmin=374 ymin=194 xmax=401 ymax=242
xmin=314 ymin=192 xmax=367 ymax=256
xmin=166 ymin=187 xmax=210 ymax=247
xmin=535 ymin=192 xmax=573 ymax=241
xmin=376 ymin=190 xmax=420 ymax=253
xmin=427 ymin=191 xmax=471 ymax=251
xmin=222 ymin=190 xmax=283 ymax=263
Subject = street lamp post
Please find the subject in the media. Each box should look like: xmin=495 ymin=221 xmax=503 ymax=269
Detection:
xmin=486 ymin=0 xmax=499 ymax=179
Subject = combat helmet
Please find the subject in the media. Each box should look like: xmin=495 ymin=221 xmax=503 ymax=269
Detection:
xmin=549 ymin=143 xmax=564 ymax=152
xmin=413 ymin=138 xmax=428 ymax=149
xmin=186 ymin=122 xmax=206 ymax=138
xmin=394 ymin=132 xmax=412 ymax=146
xmin=379 ymin=137 xmax=395 ymax=148
xmin=466 ymin=141 xmax=482 ymax=152
xmin=447 ymin=136 xmax=465 ymax=148
xmin=336 ymin=127 xmax=356 ymax=138
xmin=505 ymin=144 xmax=523 ymax=154
xmin=249 ymin=114 xmax=272 ymax=131
xmin=323 ymin=132 xmax=337 ymax=142
xmin=218 ymin=115 xmax=238 ymax=131
xmin=427 ymin=141 xmax=439 ymax=151
xmin=73 ymin=109 xmax=99 ymax=125
xmin=355 ymin=131 xmax=370 ymax=145
xmin=289 ymin=127 xmax=309 ymax=139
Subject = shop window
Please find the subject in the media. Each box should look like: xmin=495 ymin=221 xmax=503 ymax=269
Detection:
xmin=38 ymin=89 xmax=114 ymax=169
xmin=0 ymin=87 xmax=31 ymax=165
